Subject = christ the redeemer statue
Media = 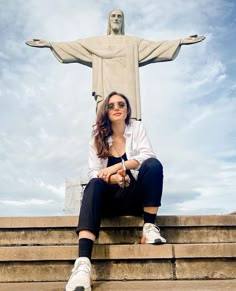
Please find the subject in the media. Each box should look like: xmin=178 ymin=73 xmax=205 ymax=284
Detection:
xmin=26 ymin=9 xmax=205 ymax=120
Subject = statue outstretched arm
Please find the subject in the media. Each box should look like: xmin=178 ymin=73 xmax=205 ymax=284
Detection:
xmin=25 ymin=39 xmax=51 ymax=48
xmin=180 ymin=35 xmax=205 ymax=45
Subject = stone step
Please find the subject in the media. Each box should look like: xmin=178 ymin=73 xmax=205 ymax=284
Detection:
xmin=0 ymin=215 xmax=235 ymax=283
xmin=1 ymin=215 xmax=235 ymax=228
xmin=0 ymin=280 xmax=236 ymax=291
xmin=0 ymin=243 xmax=235 ymax=282
xmin=1 ymin=215 xmax=235 ymax=245
xmin=1 ymin=243 xmax=235 ymax=261
xmin=0 ymin=244 xmax=172 ymax=261
xmin=1 ymin=226 xmax=234 ymax=245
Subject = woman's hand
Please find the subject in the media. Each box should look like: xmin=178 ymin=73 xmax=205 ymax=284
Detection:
xmin=97 ymin=164 xmax=121 ymax=182
xmin=98 ymin=166 xmax=130 ymax=187
xmin=113 ymin=170 xmax=130 ymax=188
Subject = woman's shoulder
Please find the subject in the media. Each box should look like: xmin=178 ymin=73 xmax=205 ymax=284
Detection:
xmin=128 ymin=119 xmax=145 ymax=130
xmin=129 ymin=119 xmax=141 ymax=126
xmin=124 ymin=120 xmax=145 ymax=138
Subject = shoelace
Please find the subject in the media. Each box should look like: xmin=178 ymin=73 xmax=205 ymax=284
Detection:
xmin=72 ymin=261 xmax=90 ymax=274
xmin=147 ymin=225 xmax=161 ymax=235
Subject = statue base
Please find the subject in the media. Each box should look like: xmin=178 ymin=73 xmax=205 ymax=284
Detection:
xmin=64 ymin=178 xmax=87 ymax=215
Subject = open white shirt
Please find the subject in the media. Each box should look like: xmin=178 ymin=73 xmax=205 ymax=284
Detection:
xmin=88 ymin=120 xmax=156 ymax=181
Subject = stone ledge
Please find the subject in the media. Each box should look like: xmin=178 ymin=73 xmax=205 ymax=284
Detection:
xmin=0 ymin=215 xmax=235 ymax=228
xmin=0 ymin=243 xmax=235 ymax=262
xmin=0 ymin=261 xmax=173 ymax=282
xmin=0 ymin=244 xmax=172 ymax=261
xmin=1 ymin=226 xmax=235 ymax=246
xmin=175 ymin=260 xmax=236 ymax=280
xmin=0 ymin=280 xmax=236 ymax=291
xmin=174 ymin=243 xmax=236 ymax=258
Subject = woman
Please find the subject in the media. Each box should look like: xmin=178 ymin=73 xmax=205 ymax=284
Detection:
xmin=66 ymin=92 xmax=165 ymax=291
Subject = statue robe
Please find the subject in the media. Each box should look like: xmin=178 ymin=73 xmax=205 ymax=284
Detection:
xmin=50 ymin=35 xmax=181 ymax=120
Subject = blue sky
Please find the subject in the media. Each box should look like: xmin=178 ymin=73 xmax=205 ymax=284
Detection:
xmin=0 ymin=0 xmax=235 ymax=217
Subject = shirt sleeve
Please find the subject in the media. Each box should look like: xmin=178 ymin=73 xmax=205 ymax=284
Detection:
xmin=88 ymin=138 xmax=104 ymax=180
xmin=130 ymin=121 xmax=156 ymax=170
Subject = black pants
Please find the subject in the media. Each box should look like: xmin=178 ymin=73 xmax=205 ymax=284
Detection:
xmin=76 ymin=158 xmax=163 ymax=238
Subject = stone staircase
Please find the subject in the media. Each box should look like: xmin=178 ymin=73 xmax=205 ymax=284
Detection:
xmin=0 ymin=215 xmax=235 ymax=290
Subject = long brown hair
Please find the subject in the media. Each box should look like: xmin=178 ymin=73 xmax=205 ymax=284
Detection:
xmin=93 ymin=92 xmax=131 ymax=159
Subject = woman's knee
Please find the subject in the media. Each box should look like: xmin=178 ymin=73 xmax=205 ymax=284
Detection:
xmin=141 ymin=158 xmax=163 ymax=174
xmin=83 ymin=178 xmax=107 ymax=200
xmin=87 ymin=177 xmax=107 ymax=189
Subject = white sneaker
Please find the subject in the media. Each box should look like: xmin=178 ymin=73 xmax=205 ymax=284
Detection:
xmin=65 ymin=257 xmax=92 ymax=291
xmin=141 ymin=223 xmax=166 ymax=244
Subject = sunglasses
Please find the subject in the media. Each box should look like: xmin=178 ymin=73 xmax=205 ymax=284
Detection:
xmin=107 ymin=101 xmax=126 ymax=110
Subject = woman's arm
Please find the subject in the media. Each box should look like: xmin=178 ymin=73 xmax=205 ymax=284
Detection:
xmin=123 ymin=159 xmax=140 ymax=171
xmin=88 ymin=140 xmax=105 ymax=180
xmin=88 ymin=139 xmax=125 ymax=182
xmin=127 ymin=121 xmax=156 ymax=170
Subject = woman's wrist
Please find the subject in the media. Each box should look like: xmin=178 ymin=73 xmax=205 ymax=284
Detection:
xmin=106 ymin=164 xmax=118 ymax=174
xmin=108 ymin=174 xmax=118 ymax=184
xmin=111 ymin=163 xmax=122 ymax=173
xmin=107 ymin=174 xmax=112 ymax=184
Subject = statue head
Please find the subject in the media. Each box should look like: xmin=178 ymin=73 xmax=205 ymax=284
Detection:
xmin=107 ymin=9 xmax=125 ymax=35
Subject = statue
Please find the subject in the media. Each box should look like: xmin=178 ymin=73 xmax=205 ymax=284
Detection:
xmin=26 ymin=9 xmax=205 ymax=120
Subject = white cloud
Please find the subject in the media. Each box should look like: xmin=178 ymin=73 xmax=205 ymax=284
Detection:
xmin=0 ymin=199 xmax=54 ymax=207
xmin=39 ymin=180 xmax=65 ymax=197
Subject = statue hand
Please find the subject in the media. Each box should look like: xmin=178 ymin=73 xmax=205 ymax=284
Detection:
xmin=181 ymin=35 xmax=205 ymax=45
xmin=25 ymin=39 xmax=51 ymax=48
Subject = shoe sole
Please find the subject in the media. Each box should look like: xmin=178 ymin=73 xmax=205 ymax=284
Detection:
xmin=65 ymin=286 xmax=91 ymax=291
xmin=65 ymin=278 xmax=92 ymax=291
xmin=152 ymin=238 xmax=166 ymax=244
xmin=141 ymin=237 xmax=166 ymax=244
xmin=73 ymin=287 xmax=91 ymax=291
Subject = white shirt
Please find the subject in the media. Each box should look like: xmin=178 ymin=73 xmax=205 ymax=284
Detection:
xmin=88 ymin=120 xmax=156 ymax=181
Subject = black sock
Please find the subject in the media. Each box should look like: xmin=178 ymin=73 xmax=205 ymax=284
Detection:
xmin=78 ymin=238 xmax=94 ymax=260
xmin=143 ymin=211 xmax=156 ymax=224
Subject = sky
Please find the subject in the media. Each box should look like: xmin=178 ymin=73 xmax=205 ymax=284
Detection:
xmin=0 ymin=0 xmax=235 ymax=217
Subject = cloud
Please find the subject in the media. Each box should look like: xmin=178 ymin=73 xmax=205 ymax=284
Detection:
xmin=0 ymin=199 xmax=54 ymax=207
xmin=39 ymin=180 xmax=65 ymax=197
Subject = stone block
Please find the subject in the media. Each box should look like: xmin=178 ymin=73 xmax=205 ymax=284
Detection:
xmin=175 ymin=259 xmax=236 ymax=279
xmin=93 ymin=260 xmax=173 ymax=280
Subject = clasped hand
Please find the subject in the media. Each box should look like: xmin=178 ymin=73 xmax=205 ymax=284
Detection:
xmin=98 ymin=166 xmax=130 ymax=188
xmin=114 ymin=169 xmax=130 ymax=188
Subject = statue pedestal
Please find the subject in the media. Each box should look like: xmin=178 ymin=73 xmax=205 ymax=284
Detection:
xmin=64 ymin=178 xmax=87 ymax=215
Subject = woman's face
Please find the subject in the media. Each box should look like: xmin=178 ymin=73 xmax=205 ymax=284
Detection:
xmin=107 ymin=94 xmax=127 ymax=123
